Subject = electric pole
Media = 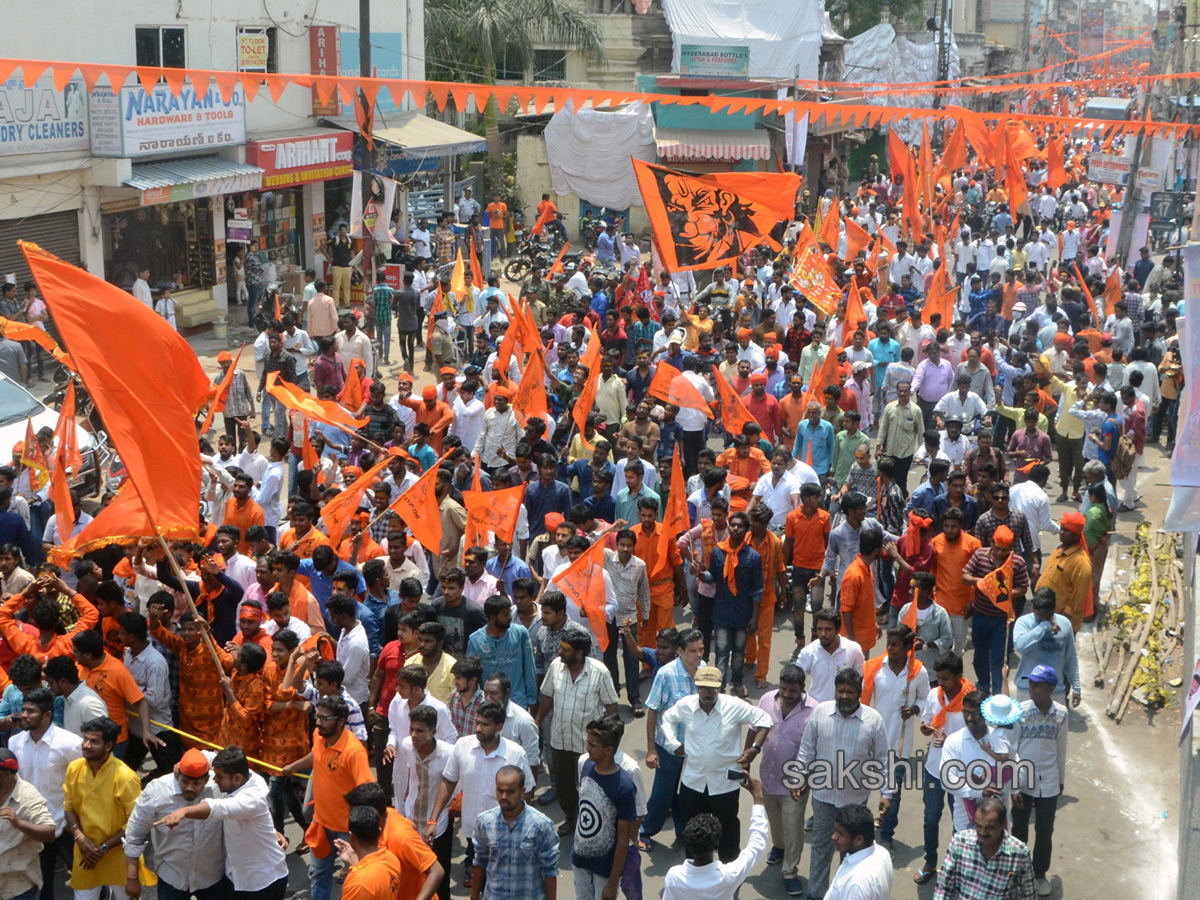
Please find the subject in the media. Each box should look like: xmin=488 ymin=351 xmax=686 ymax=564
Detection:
xmin=358 ymin=0 xmax=375 ymax=288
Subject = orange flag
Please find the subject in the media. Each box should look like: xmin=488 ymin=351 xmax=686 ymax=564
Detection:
xmin=551 ymin=537 xmax=610 ymax=651
xmin=819 ymin=197 xmax=841 ymax=251
xmin=941 ymin=119 xmax=968 ymax=174
xmin=978 ymin=552 xmax=1016 ymax=622
xmin=340 ymin=360 xmax=365 ymax=411
xmin=389 ymin=450 xmax=452 ymax=553
xmin=531 ymin=201 xmax=556 ymax=236
xmin=469 ymin=240 xmax=485 ymax=289
xmin=266 ymin=372 xmax=369 ymax=432
xmin=51 ymin=379 xmax=84 ymax=476
xmin=0 ymin=317 xmax=75 ymax=372
xmin=301 ymin=423 xmax=324 ymax=484
xmin=512 ymin=341 xmax=551 ymax=427
xmin=1005 ymin=138 xmax=1028 ymax=217
xmin=464 ymin=481 xmax=528 ymax=545
xmin=646 ymin=361 xmax=713 ymax=418
xmin=22 ymin=241 xmax=210 ymax=539
xmin=1073 ymin=263 xmax=1102 ymax=326
xmin=845 ymin=280 xmax=868 ymax=337
xmin=572 ymin=327 xmax=604 ymax=435
xmin=426 ymin=284 xmax=445 ymax=351
xmin=19 ymin=417 xmax=47 ymax=489
xmin=712 ymin=366 xmax=758 ymax=437
xmin=843 ymin=216 xmax=871 ymax=261
xmin=924 ymin=269 xmax=956 ymax=329
xmin=49 ymin=433 xmax=75 ymax=547
xmin=200 ymin=342 xmax=247 ymax=434
xmin=866 ymin=237 xmax=882 ymax=277
xmin=792 ymin=245 xmax=843 ymax=316
xmin=1047 ymin=136 xmax=1068 ymax=191
xmin=1102 ymin=267 xmax=1122 ymax=320
xmin=548 ymin=242 xmax=570 ymax=276
xmin=320 ymin=457 xmax=392 ymax=547
xmin=657 ymin=443 xmax=689 ymax=577
xmin=48 ymin=480 xmax=186 ymax=566
xmin=801 ymin=341 xmax=841 ymax=412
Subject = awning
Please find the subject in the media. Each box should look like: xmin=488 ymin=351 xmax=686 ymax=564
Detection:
xmin=654 ymin=128 xmax=771 ymax=162
xmin=331 ymin=113 xmax=488 ymax=158
xmin=124 ymin=157 xmax=265 ymax=207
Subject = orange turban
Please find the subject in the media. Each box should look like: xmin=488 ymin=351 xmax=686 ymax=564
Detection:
xmin=993 ymin=524 xmax=1014 ymax=547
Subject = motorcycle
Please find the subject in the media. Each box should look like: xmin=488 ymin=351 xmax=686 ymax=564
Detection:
xmin=503 ymin=238 xmax=559 ymax=282
xmin=579 ymin=209 xmax=610 ymax=251
xmin=255 ymin=282 xmax=297 ymax=330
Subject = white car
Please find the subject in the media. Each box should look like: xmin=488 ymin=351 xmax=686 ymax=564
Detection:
xmin=0 ymin=373 xmax=99 ymax=493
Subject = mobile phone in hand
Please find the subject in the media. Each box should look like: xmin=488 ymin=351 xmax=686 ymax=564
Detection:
xmin=726 ymin=767 xmax=748 ymax=784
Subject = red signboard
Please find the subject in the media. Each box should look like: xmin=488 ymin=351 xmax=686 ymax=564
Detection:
xmin=310 ymin=25 xmax=341 ymax=116
xmin=382 ymin=264 xmax=403 ymax=289
xmin=245 ymin=132 xmax=354 ymax=189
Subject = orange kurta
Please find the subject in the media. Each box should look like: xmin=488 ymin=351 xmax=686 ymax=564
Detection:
xmin=150 ymin=622 xmax=234 ymax=745
xmin=337 ymin=534 xmax=386 ymax=563
xmin=224 ymin=497 xmax=265 ymax=554
xmin=218 ymin=664 xmax=273 ymax=762
xmin=839 ymin=555 xmax=879 ymax=653
xmin=715 ymin=447 xmax=770 ymax=511
xmin=261 ymin=664 xmax=311 ymax=769
xmin=744 ymin=530 xmax=786 ymax=679
xmin=278 ymin=526 xmax=332 ymax=559
xmin=0 ymin=592 xmax=98 ymax=664
xmin=930 ymin=532 xmax=983 ymax=618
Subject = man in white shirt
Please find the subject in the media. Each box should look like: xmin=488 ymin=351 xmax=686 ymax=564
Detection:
xmin=660 ymin=666 xmax=772 ymax=861
xmin=797 ymin=609 xmax=865 ymax=703
xmin=661 ymin=776 xmax=769 ymax=900
xmin=131 ymin=268 xmax=153 ymax=308
xmin=746 ymin=450 xmax=803 ymax=528
xmin=450 ymin=384 xmax=486 ymax=455
xmin=941 ymin=690 xmax=1017 ymax=831
xmin=215 ymin=526 xmax=258 ymax=591
xmin=43 ymin=656 xmax=107 ymax=736
xmin=383 ymin=665 xmax=457 ymax=785
xmin=953 ymin=231 xmax=975 ymax=284
xmin=10 ymin=686 xmax=81 ymax=889
xmin=253 ymin=438 xmax=287 ymax=540
xmin=328 ymin=595 xmax=371 ymax=705
xmin=826 ymin=805 xmax=894 ymax=900
xmin=410 ymin=220 xmax=433 ymax=259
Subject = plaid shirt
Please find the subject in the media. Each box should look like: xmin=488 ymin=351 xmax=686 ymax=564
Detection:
xmin=645 ymin=657 xmax=697 ymax=747
xmin=1122 ymin=289 xmax=1144 ymax=336
xmin=449 ymin=687 xmax=484 ymax=738
xmin=369 ymin=510 xmax=398 ymax=544
xmin=974 ymin=509 xmax=1035 ymax=561
xmin=934 ymin=828 xmax=1036 ymax=900
xmin=473 ymin=804 xmax=560 ymax=900
xmin=312 ymin=353 xmax=345 ymax=394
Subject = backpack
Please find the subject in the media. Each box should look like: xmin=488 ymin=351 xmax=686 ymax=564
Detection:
xmin=1111 ymin=419 xmax=1137 ymax=480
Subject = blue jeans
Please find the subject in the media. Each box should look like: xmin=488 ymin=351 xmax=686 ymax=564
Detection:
xmin=922 ymin=769 xmax=956 ymax=869
xmin=972 ymin=613 xmax=1008 ymax=694
xmin=878 ymin=765 xmax=905 ymax=842
xmin=308 ymin=827 xmax=348 ymax=900
xmin=376 ymin=317 xmax=392 ymax=364
xmin=490 ymin=229 xmax=505 ymax=257
xmin=639 ymin=742 xmax=685 ymax=844
xmin=713 ymin=626 xmax=748 ymax=689
xmin=261 ymin=392 xmax=281 ymax=434
xmin=247 ymin=284 xmax=261 ymax=326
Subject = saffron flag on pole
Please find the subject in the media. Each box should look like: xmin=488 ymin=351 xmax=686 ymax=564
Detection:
xmin=792 ymin=245 xmax=843 ymax=316
xmin=51 ymin=379 xmax=84 ymax=476
xmin=551 ymin=537 xmax=611 ymax=651
xmin=469 ymin=240 xmax=485 ymax=288
xmin=548 ymin=242 xmax=570 ymax=276
xmin=0 ymin=317 xmax=75 ymax=372
xmin=200 ymin=342 xmax=247 ymax=434
xmin=657 ymin=444 xmax=689 ymax=576
xmin=1073 ymin=262 xmax=1103 ymax=325
xmin=49 ymin=381 xmax=79 ymax=546
xmin=712 ymin=366 xmax=758 ymax=437
xmin=512 ymin=342 xmax=551 ymax=427
xmin=462 ymin=458 xmax=485 ymax=555
xmin=1102 ymin=266 xmax=1122 ymax=320
xmin=301 ymin=422 xmax=325 ymax=484
xmin=464 ymin=481 xmax=527 ymax=545
xmin=389 ymin=450 xmax=453 ymax=553
xmin=819 ymin=196 xmax=841 ymax=251
xmin=19 ymin=417 xmax=47 ymax=490
xmin=340 ymin=359 xmax=365 ymax=411
xmin=22 ymin=241 xmax=210 ymax=539
xmin=646 ymin=361 xmax=713 ymax=417
xmin=632 ymin=159 xmax=800 ymax=272
xmin=801 ymin=341 xmax=841 ymax=412
xmin=572 ymin=326 xmax=604 ymax=435
xmin=843 ymin=216 xmax=871 ymax=261
xmin=266 ymin=372 xmax=369 ymax=432
xmin=978 ymin=552 xmax=1016 ymax=622
xmin=320 ymin=457 xmax=392 ymax=547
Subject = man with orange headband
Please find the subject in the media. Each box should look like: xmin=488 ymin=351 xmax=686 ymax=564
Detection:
xmin=1036 ymin=513 xmax=1092 ymax=633
xmin=962 ymin=524 xmax=1029 ymax=695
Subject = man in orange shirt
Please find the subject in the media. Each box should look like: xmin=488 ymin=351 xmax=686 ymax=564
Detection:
xmin=0 ymin=573 xmax=97 ymax=663
xmin=782 ymin=482 xmax=830 ymax=645
xmin=839 ymin=526 xmax=883 ymax=654
xmin=487 ymin=194 xmax=508 ymax=259
xmin=929 ymin=506 xmax=981 ymax=655
xmin=229 ymin=604 xmax=274 ymax=653
xmin=282 ymin=695 xmax=375 ymax=900
xmin=218 ymin=641 xmax=271 ymax=761
xmin=70 ymin=628 xmax=162 ymax=757
xmin=779 ymin=374 xmax=808 ymax=447
xmin=715 ymin=435 xmax=770 ymax=512
xmin=334 ymin=807 xmax=403 ymax=900
xmin=344 ymin=782 xmax=445 ymax=900
xmin=632 ymin=498 xmax=687 ymax=651
xmin=269 ymin=551 xmax=327 ymax=632
xmin=399 ymin=389 xmax=455 ymax=453
xmin=278 ymin=500 xmax=331 ymax=559
xmin=225 ymin=474 xmax=265 ymax=555
xmin=744 ymin=504 xmax=788 ymax=686
xmin=147 ymin=607 xmax=233 ymax=746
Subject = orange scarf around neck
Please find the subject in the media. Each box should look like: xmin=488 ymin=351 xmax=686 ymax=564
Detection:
xmin=717 ymin=538 xmax=742 ymax=592
xmin=931 ymin=678 xmax=976 ymax=731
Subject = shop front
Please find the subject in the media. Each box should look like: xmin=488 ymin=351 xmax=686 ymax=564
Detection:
xmin=241 ymin=129 xmax=354 ymax=299
xmin=90 ymin=80 xmax=260 ymax=327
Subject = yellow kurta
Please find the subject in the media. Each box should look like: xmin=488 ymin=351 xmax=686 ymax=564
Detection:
xmin=62 ymin=755 xmax=156 ymax=889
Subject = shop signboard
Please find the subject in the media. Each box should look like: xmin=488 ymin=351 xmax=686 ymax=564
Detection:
xmin=678 ymin=45 xmax=750 ymax=78
xmin=89 ymin=82 xmax=246 ymax=158
xmin=1087 ymin=152 xmax=1131 ymax=186
xmin=139 ymin=167 xmax=263 ymax=206
xmin=382 ymin=264 xmax=403 ymax=289
xmin=245 ymin=131 xmax=354 ymax=188
xmin=310 ymin=25 xmax=341 ymax=117
xmin=0 ymin=74 xmax=89 ymax=156
xmin=1080 ymin=7 xmax=1106 ymax=55
xmin=341 ymin=32 xmax=405 ymax=112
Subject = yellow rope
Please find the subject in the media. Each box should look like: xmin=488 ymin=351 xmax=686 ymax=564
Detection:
xmin=150 ymin=718 xmax=312 ymax=779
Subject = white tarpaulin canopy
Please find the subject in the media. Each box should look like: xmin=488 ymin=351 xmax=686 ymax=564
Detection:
xmin=661 ymin=0 xmax=824 ymax=81
xmin=543 ymin=100 xmax=657 ymax=209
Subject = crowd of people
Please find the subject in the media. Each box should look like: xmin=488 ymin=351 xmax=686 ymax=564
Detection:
xmin=0 ymin=128 xmax=1179 ymax=900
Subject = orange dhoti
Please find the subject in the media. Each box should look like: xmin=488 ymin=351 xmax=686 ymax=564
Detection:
xmin=640 ymin=582 xmax=677 ymax=649
xmin=743 ymin=594 xmax=778 ymax=682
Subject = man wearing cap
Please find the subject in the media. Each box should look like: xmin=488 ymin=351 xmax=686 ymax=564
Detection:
xmin=1013 ymin=587 xmax=1081 ymax=708
xmin=0 ymin=747 xmax=56 ymax=900
xmin=124 ymin=749 xmax=225 ymax=900
xmin=962 ymin=525 xmax=1029 ymax=694
xmin=660 ymin=665 xmax=771 ymax=861
xmin=1012 ymin=663 xmax=1070 ymax=896
xmin=1036 ymin=514 xmax=1092 ymax=633
xmin=941 ymin=690 xmax=1018 ymax=831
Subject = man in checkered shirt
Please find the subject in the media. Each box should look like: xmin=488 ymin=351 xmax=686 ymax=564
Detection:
xmin=934 ymin=795 xmax=1035 ymax=899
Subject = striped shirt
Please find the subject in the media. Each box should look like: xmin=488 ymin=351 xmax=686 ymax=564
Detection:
xmin=540 ymin=657 xmax=619 ymax=753
xmin=796 ymin=700 xmax=893 ymax=804
xmin=473 ymin=804 xmax=560 ymax=900
xmin=603 ymin=549 xmax=651 ymax=622
xmin=449 ymin=687 xmax=484 ymax=738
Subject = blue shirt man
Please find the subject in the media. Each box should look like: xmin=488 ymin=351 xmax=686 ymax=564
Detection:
xmin=793 ymin=413 xmax=836 ymax=478
xmin=467 ymin=609 xmax=538 ymax=707
xmin=566 ymin=458 xmax=615 ymax=504
xmin=595 ymin=229 xmax=617 ymax=263
xmin=524 ymin=463 xmax=573 ymax=540
xmin=590 ymin=290 xmax=609 ymax=320
xmin=485 ymin=550 xmax=533 ymax=595
xmin=868 ymin=333 xmax=901 ymax=388
xmin=298 ymin=553 xmax=367 ymax=612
